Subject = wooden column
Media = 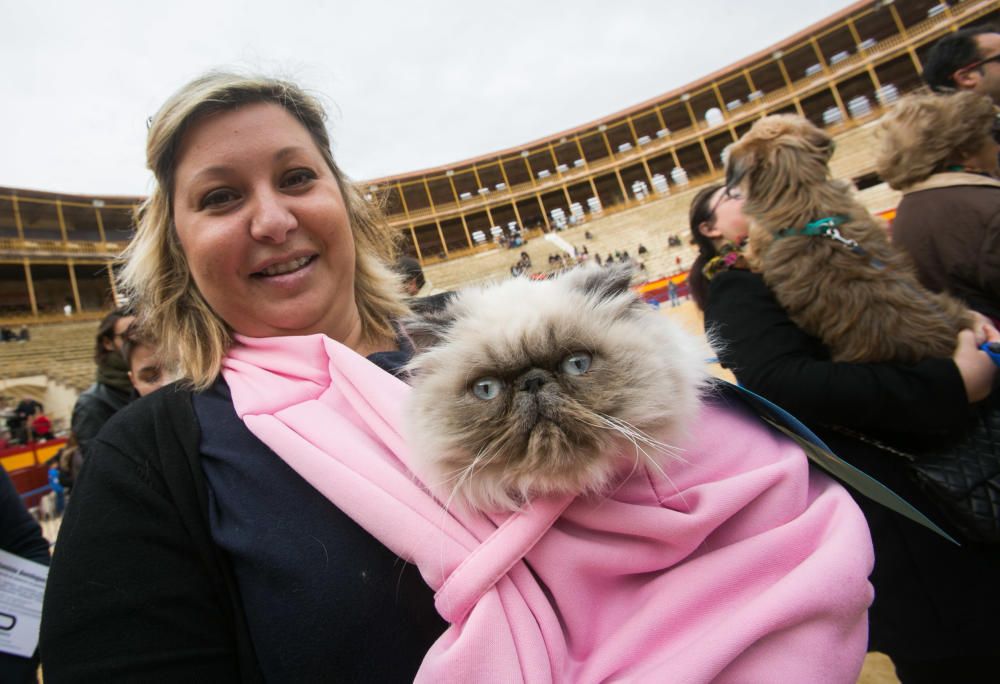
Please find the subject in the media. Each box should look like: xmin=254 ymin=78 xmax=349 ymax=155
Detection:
xmin=11 ymin=195 xmax=25 ymax=241
xmin=624 ymin=116 xmax=655 ymax=182
xmin=22 ymin=259 xmax=37 ymax=316
xmin=94 ymin=206 xmax=107 ymax=244
xmin=67 ymin=260 xmax=81 ymax=313
xmin=846 ymin=18 xmax=882 ymax=91
xmin=407 ymin=225 xmax=423 ymax=261
xmin=775 ymin=55 xmax=806 ymax=117
xmin=55 ymin=200 xmax=69 ymax=243
xmin=682 ymin=97 xmax=717 ymax=174
xmin=810 ymin=38 xmax=848 ymax=121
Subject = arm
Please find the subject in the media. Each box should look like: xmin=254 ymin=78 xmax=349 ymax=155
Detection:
xmin=69 ymin=392 xmax=105 ymax=461
xmin=40 ymin=409 xmax=245 ymax=682
xmin=0 ymin=467 xmax=50 ymax=565
xmin=704 ymin=270 xmax=969 ymax=434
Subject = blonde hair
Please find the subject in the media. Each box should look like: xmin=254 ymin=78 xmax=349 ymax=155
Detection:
xmin=118 ymin=71 xmax=409 ymax=390
xmin=875 ymin=89 xmax=997 ymax=190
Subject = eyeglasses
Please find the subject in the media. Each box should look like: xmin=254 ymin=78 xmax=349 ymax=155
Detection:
xmin=707 ymin=187 xmax=743 ymax=223
xmin=956 ymin=53 xmax=1000 ymax=75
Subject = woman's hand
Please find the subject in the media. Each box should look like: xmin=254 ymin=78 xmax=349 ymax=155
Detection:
xmin=969 ymin=311 xmax=1000 ymax=346
xmin=953 ymin=328 xmax=999 ymax=403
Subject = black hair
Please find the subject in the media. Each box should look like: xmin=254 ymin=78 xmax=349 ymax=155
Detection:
xmin=687 ymin=184 xmax=724 ymax=311
xmin=923 ymin=24 xmax=998 ymax=92
xmin=94 ymin=307 xmax=133 ymax=365
xmin=395 ymin=256 xmax=425 ymax=292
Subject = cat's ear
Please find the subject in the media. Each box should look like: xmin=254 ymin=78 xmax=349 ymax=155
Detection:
xmin=399 ymin=302 xmax=458 ymax=355
xmin=565 ymin=263 xmax=636 ymax=302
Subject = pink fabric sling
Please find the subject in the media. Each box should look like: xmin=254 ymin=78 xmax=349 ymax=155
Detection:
xmin=222 ymin=333 xmax=874 ymax=683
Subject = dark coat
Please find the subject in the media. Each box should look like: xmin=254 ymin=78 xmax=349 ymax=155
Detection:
xmin=0 ymin=467 xmax=50 ymax=683
xmin=704 ymin=269 xmax=1000 ymax=662
xmin=42 ymin=387 xmax=262 ymax=683
xmin=891 ymin=174 xmax=1000 ymax=322
xmin=69 ymin=381 xmax=130 ymax=459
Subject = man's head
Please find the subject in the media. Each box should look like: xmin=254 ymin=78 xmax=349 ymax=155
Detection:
xmin=924 ymin=25 xmax=1000 ymax=101
xmin=95 ymin=308 xmax=135 ymax=365
xmin=396 ymin=256 xmax=425 ymax=296
xmin=121 ymin=327 xmax=168 ymax=397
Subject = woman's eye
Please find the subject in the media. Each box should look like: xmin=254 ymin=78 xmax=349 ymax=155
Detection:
xmin=471 ymin=377 xmax=503 ymax=401
xmin=200 ymin=188 xmax=238 ymax=209
xmin=283 ymin=169 xmax=316 ymax=187
xmin=561 ymin=352 xmax=592 ymax=376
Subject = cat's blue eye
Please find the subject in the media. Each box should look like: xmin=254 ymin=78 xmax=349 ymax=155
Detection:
xmin=561 ymin=352 xmax=592 ymax=376
xmin=471 ymin=377 xmax=503 ymax=400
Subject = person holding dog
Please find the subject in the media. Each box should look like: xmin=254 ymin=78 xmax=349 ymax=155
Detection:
xmin=876 ymin=89 xmax=1000 ymax=326
xmin=689 ymin=182 xmax=1000 ymax=683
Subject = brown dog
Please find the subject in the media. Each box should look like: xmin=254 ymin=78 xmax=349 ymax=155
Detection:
xmin=724 ymin=114 xmax=970 ymax=364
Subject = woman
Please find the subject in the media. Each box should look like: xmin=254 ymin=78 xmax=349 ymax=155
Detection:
xmin=40 ymin=74 xmax=874 ymax=683
xmin=689 ymin=183 xmax=1000 ymax=683
xmin=40 ymin=73 xmax=443 ymax=683
xmin=876 ymin=90 xmax=1000 ymax=323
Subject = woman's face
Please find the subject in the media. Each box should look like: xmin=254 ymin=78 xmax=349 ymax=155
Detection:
xmin=172 ymin=103 xmax=359 ymax=341
xmin=699 ymin=187 xmax=749 ymax=246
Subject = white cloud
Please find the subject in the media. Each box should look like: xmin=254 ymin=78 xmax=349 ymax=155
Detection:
xmin=0 ymin=0 xmax=852 ymax=195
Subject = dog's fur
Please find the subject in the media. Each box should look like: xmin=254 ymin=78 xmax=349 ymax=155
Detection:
xmin=725 ymin=115 xmax=971 ymax=363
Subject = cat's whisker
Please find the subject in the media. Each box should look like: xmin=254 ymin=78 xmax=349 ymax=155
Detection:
xmin=596 ymin=413 xmax=689 ymax=463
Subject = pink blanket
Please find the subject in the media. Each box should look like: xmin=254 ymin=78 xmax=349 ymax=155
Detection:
xmin=222 ymin=333 xmax=873 ymax=683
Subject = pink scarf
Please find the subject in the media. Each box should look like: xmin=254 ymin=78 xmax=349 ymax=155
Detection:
xmin=222 ymin=333 xmax=873 ymax=683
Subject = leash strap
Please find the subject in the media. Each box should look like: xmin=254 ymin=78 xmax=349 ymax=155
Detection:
xmin=719 ymin=382 xmax=958 ymax=545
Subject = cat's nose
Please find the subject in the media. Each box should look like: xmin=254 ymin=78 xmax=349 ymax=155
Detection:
xmin=519 ymin=371 xmax=548 ymax=393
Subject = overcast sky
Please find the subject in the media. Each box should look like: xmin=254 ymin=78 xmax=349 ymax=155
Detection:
xmin=1 ymin=0 xmax=852 ymax=197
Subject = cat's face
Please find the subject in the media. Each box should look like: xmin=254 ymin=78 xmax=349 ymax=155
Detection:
xmin=403 ymin=265 xmax=706 ymax=512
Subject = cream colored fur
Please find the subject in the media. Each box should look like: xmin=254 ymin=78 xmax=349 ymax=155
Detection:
xmin=403 ymin=265 xmax=709 ymax=513
xmin=726 ymin=115 xmax=971 ymax=363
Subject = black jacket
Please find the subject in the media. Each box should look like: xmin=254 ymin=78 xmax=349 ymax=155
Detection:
xmin=42 ymin=387 xmax=262 ymax=683
xmin=69 ymin=381 xmax=131 ymax=460
xmin=0 ymin=467 xmax=50 ymax=683
xmin=704 ymin=269 xmax=1000 ymax=661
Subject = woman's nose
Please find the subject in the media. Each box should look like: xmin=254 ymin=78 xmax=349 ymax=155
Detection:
xmin=249 ymin=191 xmax=297 ymax=243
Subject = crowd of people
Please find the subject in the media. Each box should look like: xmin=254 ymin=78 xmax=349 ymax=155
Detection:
xmin=0 ymin=23 xmax=997 ymax=683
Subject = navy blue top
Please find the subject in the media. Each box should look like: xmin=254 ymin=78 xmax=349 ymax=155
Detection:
xmin=195 ymin=349 xmax=445 ymax=683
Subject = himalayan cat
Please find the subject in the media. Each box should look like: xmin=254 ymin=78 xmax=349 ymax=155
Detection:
xmin=401 ymin=264 xmax=710 ymax=513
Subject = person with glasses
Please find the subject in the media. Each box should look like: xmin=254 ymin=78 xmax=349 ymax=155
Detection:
xmin=923 ymin=23 xmax=1000 ymax=102
xmin=687 ymin=183 xmax=748 ymax=309
xmin=687 ymin=182 xmax=1000 ymax=683
xmin=876 ymin=89 xmax=1000 ymax=326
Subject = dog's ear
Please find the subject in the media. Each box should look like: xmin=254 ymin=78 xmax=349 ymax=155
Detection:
xmin=725 ymin=141 xmax=756 ymax=190
xmin=805 ymin=122 xmax=835 ymax=161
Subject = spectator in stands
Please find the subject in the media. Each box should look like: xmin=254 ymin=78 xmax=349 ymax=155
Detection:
xmin=637 ymin=243 xmax=648 ymax=256
xmin=875 ymin=90 xmax=1000 ymax=324
xmin=121 ymin=327 xmax=170 ymax=398
xmin=9 ymin=398 xmax=42 ymax=444
xmin=688 ymin=182 xmax=1000 ymax=683
xmin=70 ymin=308 xmax=134 ymax=460
xmin=41 ymin=72 xmax=444 ymax=682
xmin=923 ymin=24 xmax=1000 ymax=101
xmin=18 ymin=324 xmax=29 ymax=342
xmin=30 ymin=408 xmax=52 ymax=441
xmin=0 ymin=466 xmax=50 ymax=683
